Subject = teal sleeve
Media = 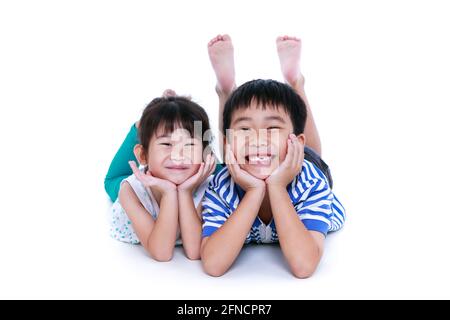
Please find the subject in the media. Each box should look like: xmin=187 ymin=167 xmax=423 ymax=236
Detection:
xmin=104 ymin=124 xmax=139 ymax=202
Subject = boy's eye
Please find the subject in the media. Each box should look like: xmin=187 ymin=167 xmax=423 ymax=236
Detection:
xmin=238 ymin=127 xmax=250 ymax=131
xmin=268 ymin=127 xmax=281 ymax=130
xmin=185 ymin=143 xmax=196 ymax=146
xmin=159 ymin=143 xmax=171 ymax=146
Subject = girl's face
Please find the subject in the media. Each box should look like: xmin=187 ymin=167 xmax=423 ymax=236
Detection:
xmin=146 ymin=126 xmax=203 ymax=185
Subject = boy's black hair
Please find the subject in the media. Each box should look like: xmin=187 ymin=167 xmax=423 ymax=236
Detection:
xmin=222 ymin=79 xmax=307 ymax=135
xmin=138 ymin=96 xmax=212 ymax=156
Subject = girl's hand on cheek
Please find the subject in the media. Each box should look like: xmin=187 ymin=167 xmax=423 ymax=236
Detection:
xmin=177 ymin=154 xmax=216 ymax=193
xmin=129 ymin=161 xmax=177 ymax=195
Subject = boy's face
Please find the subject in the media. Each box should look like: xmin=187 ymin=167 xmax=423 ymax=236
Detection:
xmin=144 ymin=127 xmax=203 ymax=185
xmin=227 ymin=102 xmax=295 ymax=179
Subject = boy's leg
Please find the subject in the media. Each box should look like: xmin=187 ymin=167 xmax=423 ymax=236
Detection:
xmin=208 ymin=34 xmax=236 ymax=158
xmin=277 ymin=36 xmax=322 ymax=156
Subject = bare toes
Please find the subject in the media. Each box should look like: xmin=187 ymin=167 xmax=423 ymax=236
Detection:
xmin=162 ymin=89 xmax=176 ymax=97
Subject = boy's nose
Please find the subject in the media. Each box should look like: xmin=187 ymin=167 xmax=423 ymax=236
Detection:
xmin=246 ymin=130 xmax=269 ymax=145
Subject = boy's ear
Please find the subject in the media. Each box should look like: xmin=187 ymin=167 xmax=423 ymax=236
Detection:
xmin=133 ymin=144 xmax=147 ymax=165
xmin=297 ymin=133 xmax=306 ymax=146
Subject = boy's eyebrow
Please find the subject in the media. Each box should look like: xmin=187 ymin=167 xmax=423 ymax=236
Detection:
xmin=231 ymin=115 xmax=286 ymax=126
xmin=231 ymin=116 xmax=253 ymax=125
xmin=264 ymin=115 xmax=286 ymax=123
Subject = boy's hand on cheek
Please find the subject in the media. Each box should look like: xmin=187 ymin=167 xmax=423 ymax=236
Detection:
xmin=129 ymin=161 xmax=177 ymax=195
xmin=266 ymin=134 xmax=304 ymax=188
xmin=177 ymin=154 xmax=216 ymax=193
xmin=225 ymin=144 xmax=266 ymax=192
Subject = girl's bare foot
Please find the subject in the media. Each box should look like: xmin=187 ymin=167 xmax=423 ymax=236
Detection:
xmin=207 ymin=34 xmax=236 ymax=96
xmin=162 ymin=89 xmax=192 ymax=100
xmin=276 ymin=35 xmax=305 ymax=89
xmin=162 ymin=89 xmax=177 ymax=97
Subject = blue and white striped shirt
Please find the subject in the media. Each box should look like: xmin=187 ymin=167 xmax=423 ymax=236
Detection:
xmin=202 ymin=159 xmax=346 ymax=244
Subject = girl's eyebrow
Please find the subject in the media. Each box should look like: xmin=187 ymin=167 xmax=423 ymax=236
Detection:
xmin=156 ymin=134 xmax=171 ymax=139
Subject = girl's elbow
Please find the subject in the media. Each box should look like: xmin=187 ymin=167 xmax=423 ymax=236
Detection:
xmin=147 ymin=247 xmax=174 ymax=262
xmin=183 ymin=241 xmax=201 ymax=260
xmin=151 ymin=252 xmax=173 ymax=262
xmin=185 ymin=249 xmax=201 ymax=261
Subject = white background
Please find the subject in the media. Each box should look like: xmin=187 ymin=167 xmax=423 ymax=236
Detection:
xmin=1 ymin=0 xmax=449 ymax=299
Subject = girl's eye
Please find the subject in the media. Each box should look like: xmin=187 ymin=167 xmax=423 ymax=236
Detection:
xmin=268 ymin=127 xmax=281 ymax=130
xmin=239 ymin=127 xmax=250 ymax=131
xmin=159 ymin=143 xmax=171 ymax=146
xmin=185 ymin=143 xmax=196 ymax=146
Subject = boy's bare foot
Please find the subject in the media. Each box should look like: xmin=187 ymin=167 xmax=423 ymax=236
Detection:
xmin=208 ymin=34 xmax=236 ymax=96
xmin=276 ymin=35 xmax=305 ymax=89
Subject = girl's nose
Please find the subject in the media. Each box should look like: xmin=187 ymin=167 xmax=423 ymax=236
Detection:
xmin=170 ymin=146 xmax=185 ymax=161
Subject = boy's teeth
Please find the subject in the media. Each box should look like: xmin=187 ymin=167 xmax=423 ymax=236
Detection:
xmin=249 ymin=156 xmax=271 ymax=161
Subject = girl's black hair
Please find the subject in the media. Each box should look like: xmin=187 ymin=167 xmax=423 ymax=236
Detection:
xmin=138 ymin=96 xmax=212 ymax=155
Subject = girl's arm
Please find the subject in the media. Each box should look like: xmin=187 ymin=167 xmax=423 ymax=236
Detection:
xmin=177 ymin=192 xmax=203 ymax=260
xmin=177 ymin=155 xmax=216 ymax=260
xmin=120 ymin=182 xmax=179 ymax=262
xmin=104 ymin=123 xmax=139 ymax=202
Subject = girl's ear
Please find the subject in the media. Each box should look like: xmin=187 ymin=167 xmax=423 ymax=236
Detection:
xmin=296 ymin=133 xmax=306 ymax=146
xmin=133 ymin=144 xmax=147 ymax=165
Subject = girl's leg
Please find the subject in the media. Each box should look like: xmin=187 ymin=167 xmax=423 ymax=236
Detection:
xmin=277 ymin=36 xmax=322 ymax=156
xmin=104 ymin=123 xmax=139 ymax=202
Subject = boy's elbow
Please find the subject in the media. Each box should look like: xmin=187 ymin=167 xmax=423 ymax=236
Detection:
xmin=290 ymin=260 xmax=318 ymax=279
xmin=201 ymin=257 xmax=227 ymax=277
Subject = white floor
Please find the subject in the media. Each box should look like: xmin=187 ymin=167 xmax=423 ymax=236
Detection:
xmin=1 ymin=159 xmax=449 ymax=299
xmin=1 ymin=0 xmax=450 ymax=299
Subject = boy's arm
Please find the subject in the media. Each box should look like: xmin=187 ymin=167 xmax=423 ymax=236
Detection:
xmin=119 ymin=182 xmax=179 ymax=262
xmin=200 ymin=146 xmax=266 ymax=277
xmin=201 ymin=188 xmax=265 ymax=277
xmin=266 ymin=134 xmax=326 ymax=278
xmin=267 ymin=185 xmax=325 ymax=278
